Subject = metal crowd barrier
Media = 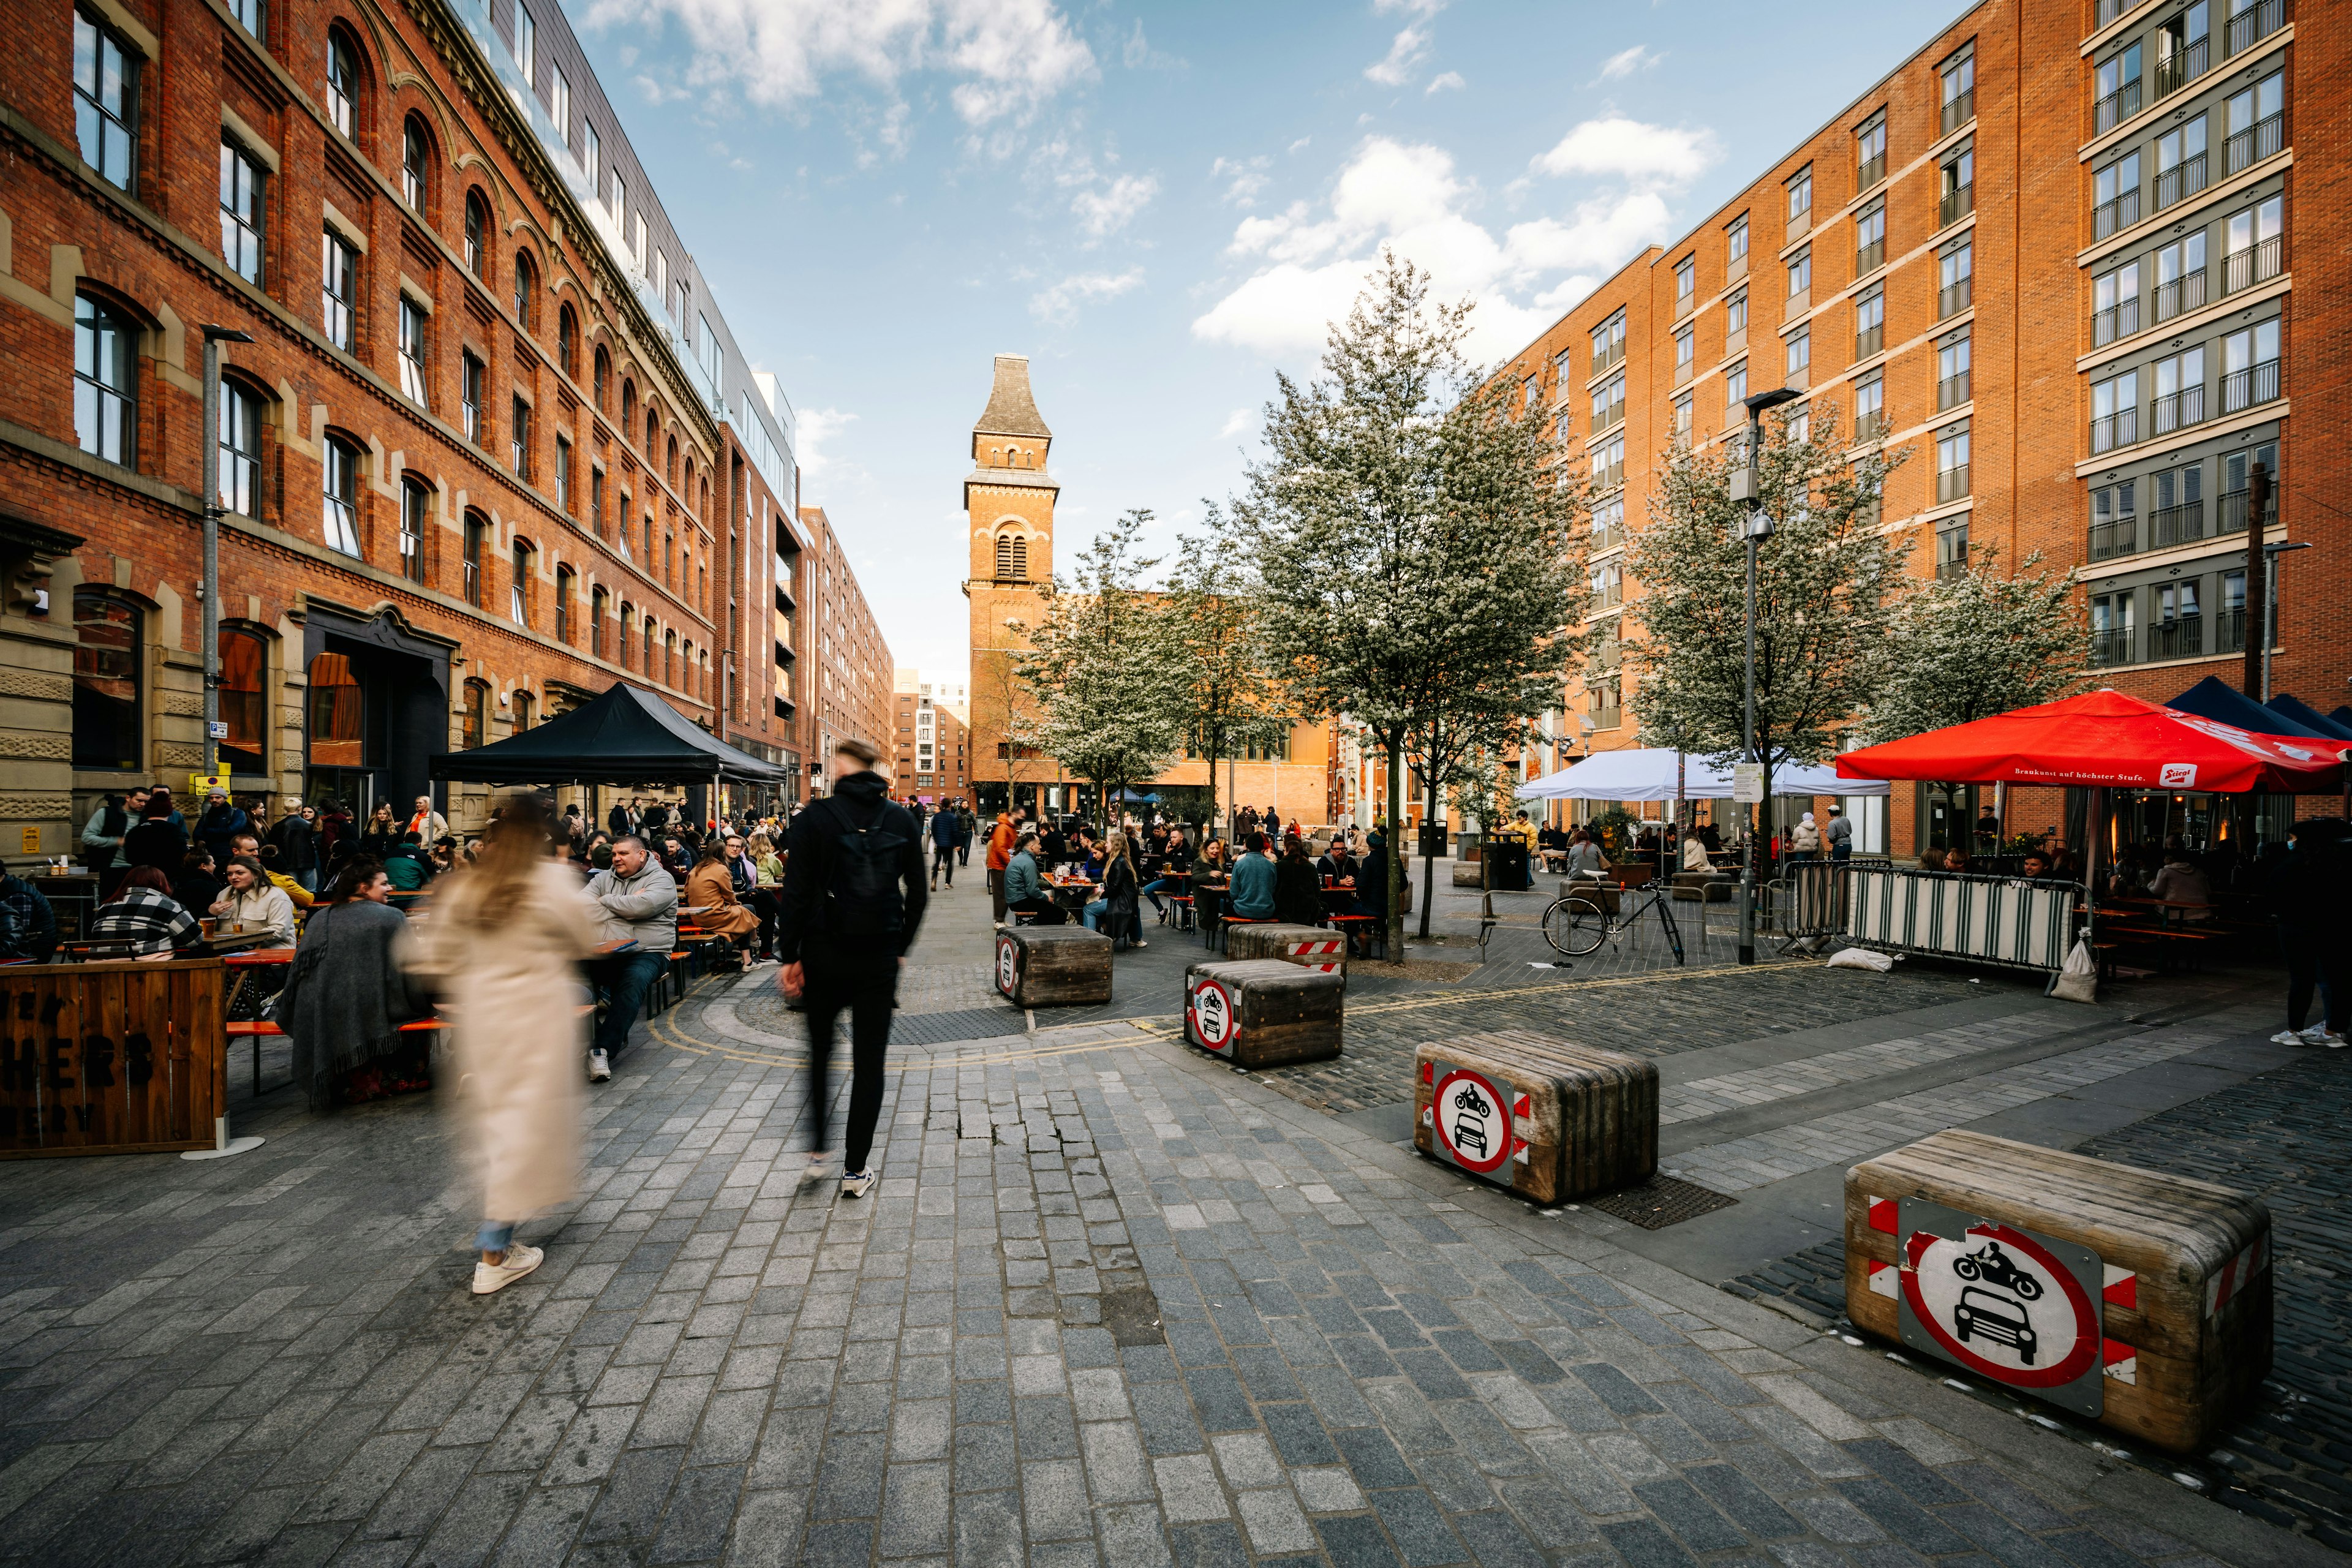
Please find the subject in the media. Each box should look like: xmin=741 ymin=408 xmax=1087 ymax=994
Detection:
xmin=1777 ymin=862 xmax=2076 ymax=973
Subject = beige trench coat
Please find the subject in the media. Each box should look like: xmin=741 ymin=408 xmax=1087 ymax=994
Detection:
xmin=421 ymin=859 xmax=600 ymax=1223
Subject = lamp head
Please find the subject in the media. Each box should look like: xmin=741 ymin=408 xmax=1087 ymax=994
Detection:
xmin=201 ymin=325 xmax=255 ymax=345
xmin=1744 ymin=387 xmax=1801 ymax=415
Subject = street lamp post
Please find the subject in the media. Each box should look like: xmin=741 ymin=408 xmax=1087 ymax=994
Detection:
xmin=2258 ymin=540 xmax=2311 ymax=703
xmin=198 ymin=325 xmax=254 ymax=784
xmin=1732 ymin=387 xmax=1800 ymax=967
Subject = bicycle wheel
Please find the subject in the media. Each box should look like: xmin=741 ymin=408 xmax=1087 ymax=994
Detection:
xmin=1544 ymin=895 xmax=1608 ymax=956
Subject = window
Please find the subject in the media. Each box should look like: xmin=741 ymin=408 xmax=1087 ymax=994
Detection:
xmin=1940 ymin=47 xmax=1974 ymax=134
xmin=2150 ymin=579 xmax=2203 ymax=659
xmin=1786 ymin=327 xmax=1810 ymax=379
xmin=72 ymin=590 xmax=141 ymax=771
xmin=2091 ymin=368 xmax=2140 ymax=453
xmin=2091 ymin=591 xmax=2135 ymax=666
xmin=462 ymin=681 xmax=487 ymax=750
xmin=1786 ymin=404 xmax=1810 ymax=444
xmin=326 ymin=32 xmax=357 ymax=139
xmin=1673 ymin=326 xmax=1694 ymax=378
xmin=2151 ymin=461 xmax=2205 ymax=548
xmin=217 ymin=379 xmax=262 ymax=516
xmin=2222 ymin=442 xmax=2277 ymax=533
xmin=1854 ymin=286 xmax=1884 ymax=360
xmin=73 ymin=11 xmax=138 ymax=191
xmin=1591 ymin=494 xmax=1627 ymax=551
xmin=219 ymin=140 xmax=265 ymax=284
xmin=557 ymin=306 xmax=578 ymax=379
xmin=1725 ymin=290 xmax=1748 ymax=338
xmin=512 ymin=0 xmax=535 ymax=83
xmin=555 ymin=436 xmax=571 ymax=512
xmin=2155 ymin=115 xmax=2209 ymax=209
xmin=2096 ymin=43 xmax=2143 ymax=135
xmin=1855 ymin=111 xmax=1887 ymax=190
xmin=1854 ymin=197 xmax=1885 ymax=276
xmin=462 ymin=353 xmax=484 ymax=443
xmin=2225 ymin=0 xmax=2284 ymax=53
xmin=513 ymin=251 xmax=535 ymax=330
xmin=1590 ymin=432 xmax=1625 ymax=488
xmin=1724 ymin=360 xmax=1747 ymax=408
xmin=510 ymin=396 xmax=530 ymax=478
xmin=399 ymin=478 xmax=428 ymax=582
xmin=590 ymin=586 xmax=608 ymax=656
xmin=2222 ymin=318 xmax=2280 ymax=412
xmin=464 ymin=190 xmax=488 ymax=276
xmin=320 ymin=230 xmax=356 ymax=350
xmin=2154 ymin=232 xmax=2208 ymax=320
xmin=555 ymin=565 xmax=573 ymax=641
xmin=2091 ymin=479 xmax=2138 ymax=560
xmin=218 ymin=625 xmax=266 ymax=775
xmin=1590 ymin=311 xmax=1625 ymax=372
xmin=1786 ymin=244 xmax=1810 ymax=299
xmin=1672 ymin=393 xmax=1692 ymax=445
xmin=619 ymin=602 xmax=632 ymax=662
xmin=1673 ymin=258 xmax=1695 ymax=306
xmin=462 ymin=514 xmax=484 ymax=606
xmin=620 ymin=380 xmax=636 ymax=434
xmin=1589 ymin=561 xmax=1623 ymax=612
xmin=1589 ymin=372 xmax=1625 ymax=432
xmin=1939 ymin=238 xmax=1972 ymax=317
xmin=2151 ymin=344 xmax=2206 ymax=433
xmin=2094 ymin=153 xmax=2140 ymax=239
xmin=2092 ymin=260 xmax=2140 ymax=345
xmin=510 ymin=541 xmax=530 ymax=624
xmin=322 ymin=439 xmax=362 ymax=556
xmin=1854 ymin=373 xmax=1885 ymax=440
xmin=225 ymin=0 xmax=260 ymax=31
xmin=1726 ymin=214 xmax=1749 ymax=271
xmin=593 ymin=347 xmax=609 ymax=408
xmin=614 ymin=173 xmax=628 ymax=230
xmin=1936 ymin=520 xmax=1969 ymax=579
xmin=1937 ymin=330 xmax=1971 ymax=409
xmin=2157 ymin=2 xmax=2209 ymax=96
xmin=2223 ymin=72 xmax=2282 ymax=175
xmin=1523 ymin=374 xmax=1540 ymax=415
xmin=995 ymin=530 xmax=1028 ymax=580
xmin=1939 ymin=142 xmax=1973 ymax=228
xmin=2224 ymin=195 xmax=2282 ymax=292
xmin=583 ymin=121 xmax=600 ymax=197
xmin=398 ymin=298 xmax=428 ymax=404
xmin=402 ymin=118 xmax=429 ymax=209
xmin=1786 ymin=165 xmax=1812 ymax=224
xmin=513 ymin=689 xmax=534 ymax=732
xmin=590 ymin=466 xmax=604 ymax=534
xmin=551 ymin=68 xmax=570 ymax=143
xmin=1935 ymin=423 xmax=1970 ymax=503
xmin=74 ymin=293 xmax=136 ymax=465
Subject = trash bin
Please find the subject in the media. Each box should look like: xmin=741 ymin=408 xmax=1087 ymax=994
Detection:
xmin=1417 ymin=824 xmax=1449 ymax=858
xmin=1482 ymin=837 xmax=1531 ymax=890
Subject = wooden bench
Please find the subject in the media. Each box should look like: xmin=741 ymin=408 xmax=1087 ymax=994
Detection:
xmin=1846 ymin=1128 xmax=2271 ymax=1453
xmin=1223 ymin=922 xmax=1347 ymax=981
xmin=1412 ymin=1030 xmax=1657 ymax=1204
xmin=1183 ymin=959 xmax=1341 ymax=1069
xmin=995 ymin=925 xmax=1112 ymax=1007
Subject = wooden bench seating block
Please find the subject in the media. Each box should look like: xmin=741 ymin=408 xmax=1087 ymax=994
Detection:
xmin=1450 ymin=862 xmax=1485 ymax=888
xmin=1223 ymin=923 xmax=1348 ymax=978
xmin=995 ymin=926 xmax=1112 ymax=1008
xmin=1412 ymin=1030 xmax=1657 ymax=1205
xmin=1845 ymin=1129 xmax=2271 ymax=1455
xmin=1184 ymin=959 xmax=1341 ymax=1069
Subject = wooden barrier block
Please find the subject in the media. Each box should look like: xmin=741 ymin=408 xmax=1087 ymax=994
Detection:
xmin=1223 ymin=923 xmax=1347 ymax=979
xmin=1184 ymin=960 xmax=1341 ymax=1069
xmin=1411 ymin=1030 xmax=1657 ymax=1205
xmin=994 ymin=926 xmax=1112 ymax=1008
xmin=1 ymin=959 xmax=227 ymax=1158
xmin=1846 ymin=1129 xmax=2271 ymax=1454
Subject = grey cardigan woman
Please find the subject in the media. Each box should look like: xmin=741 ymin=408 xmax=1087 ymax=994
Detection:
xmin=279 ymin=859 xmax=434 ymax=1111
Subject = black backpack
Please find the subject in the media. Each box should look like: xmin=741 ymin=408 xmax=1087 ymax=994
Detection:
xmin=823 ymin=795 xmax=909 ymax=937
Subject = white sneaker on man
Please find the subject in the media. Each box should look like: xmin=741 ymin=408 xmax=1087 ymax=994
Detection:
xmin=2272 ymin=1030 xmax=2312 ymax=1046
xmin=841 ymin=1169 xmax=876 ymax=1199
xmin=588 ymin=1049 xmax=612 ymax=1082
xmin=2298 ymin=1025 xmax=2335 ymax=1045
xmin=472 ymin=1243 xmax=544 ymax=1295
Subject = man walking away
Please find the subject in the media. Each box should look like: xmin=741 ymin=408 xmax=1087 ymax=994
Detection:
xmin=1825 ymin=804 xmax=1853 ymax=862
xmin=956 ymin=804 xmax=975 ymax=867
xmin=778 ymin=739 xmax=927 ymax=1197
xmin=929 ymin=804 xmax=958 ymax=890
xmin=583 ymin=835 xmax=678 ymax=1082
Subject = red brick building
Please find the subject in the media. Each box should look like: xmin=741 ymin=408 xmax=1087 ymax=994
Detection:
xmin=797 ymin=506 xmax=894 ymax=788
xmin=1489 ymin=0 xmax=2325 ymax=856
xmin=0 ymin=0 xmax=873 ymax=851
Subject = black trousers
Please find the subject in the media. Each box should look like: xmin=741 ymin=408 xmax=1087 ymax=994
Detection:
xmin=1007 ymin=897 xmax=1066 ymax=925
xmin=932 ymin=842 xmax=955 ymax=885
xmin=749 ymin=889 xmax=780 ymax=957
xmin=804 ymin=954 xmax=897 ymax=1170
xmin=2281 ymin=927 xmax=2348 ymax=1033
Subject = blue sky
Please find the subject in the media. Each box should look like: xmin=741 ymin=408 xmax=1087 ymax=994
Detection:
xmin=562 ymin=0 xmax=1961 ymax=684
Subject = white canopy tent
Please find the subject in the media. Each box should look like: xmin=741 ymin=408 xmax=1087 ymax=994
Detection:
xmin=1513 ymin=748 xmax=1890 ymax=802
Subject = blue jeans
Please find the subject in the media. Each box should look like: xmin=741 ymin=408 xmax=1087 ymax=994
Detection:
xmin=594 ymin=951 xmax=667 ymax=1057
xmin=477 ymin=1220 xmax=514 ymax=1253
xmin=1140 ymin=877 xmax=1172 ymax=913
xmin=1082 ymin=899 xmax=1109 ymax=931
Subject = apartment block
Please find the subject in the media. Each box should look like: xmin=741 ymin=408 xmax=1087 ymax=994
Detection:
xmin=892 ymin=669 xmax=969 ymax=801
xmin=1490 ymin=0 xmax=2326 ymax=850
xmin=797 ymin=505 xmax=894 ymax=789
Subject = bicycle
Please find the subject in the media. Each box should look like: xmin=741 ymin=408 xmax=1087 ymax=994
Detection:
xmin=1540 ymin=870 xmax=1687 ymax=964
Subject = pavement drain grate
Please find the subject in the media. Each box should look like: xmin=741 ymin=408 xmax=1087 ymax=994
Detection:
xmin=1589 ymin=1174 xmax=1741 ymax=1229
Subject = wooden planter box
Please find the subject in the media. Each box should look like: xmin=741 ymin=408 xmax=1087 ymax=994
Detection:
xmin=1223 ymin=923 xmax=1346 ymax=979
xmin=1412 ymin=1030 xmax=1657 ymax=1204
xmin=1 ymin=959 xmax=228 ymax=1157
xmin=1184 ymin=959 xmax=1341 ymax=1069
xmin=1846 ymin=1129 xmax=2271 ymax=1454
xmin=995 ymin=927 xmax=1112 ymax=1008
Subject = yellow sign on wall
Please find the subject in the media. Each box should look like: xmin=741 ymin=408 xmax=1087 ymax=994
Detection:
xmin=19 ymin=827 xmax=39 ymax=854
xmin=188 ymin=774 xmax=227 ymax=797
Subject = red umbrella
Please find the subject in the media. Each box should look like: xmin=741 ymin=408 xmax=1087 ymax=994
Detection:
xmin=1835 ymin=690 xmax=2349 ymax=794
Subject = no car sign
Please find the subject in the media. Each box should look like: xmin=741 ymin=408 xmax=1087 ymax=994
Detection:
xmin=1188 ymin=976 xmax=1238 ymax=1054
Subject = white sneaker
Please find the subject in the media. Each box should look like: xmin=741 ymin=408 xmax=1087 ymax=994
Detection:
xmin=472 ymin=1243 xmax=544 ymax=1295
xmin=841 ymin=1169 xmax=876 ymax=1199
xmin=2299 ymin=1025 xmax=2335 ymax=1044
xmin=2272 ymin=1030 xmax=2310 ymax=1046
xmin=588 ymin=1049 xmax=612 ymax=1082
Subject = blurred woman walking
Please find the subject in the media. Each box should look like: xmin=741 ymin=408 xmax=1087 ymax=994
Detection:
xmin=419 ymin=793 xmax=600 ymax=1295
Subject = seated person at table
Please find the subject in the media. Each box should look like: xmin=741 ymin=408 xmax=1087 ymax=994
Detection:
xmin=1316 ymin=836 xmax=1356 ymax=884
xmin=1682 ymin=832 xmax=1714 ymax=873
xmin=210 ymin=856 xmax=298 ymax=945
xmin=89 ymin=865 xmax=203 ymax=957
xmin=2148 ymin=849 xmax=2214 ymax=919
xmin=229 ymin=831 xmax=316 ymax=910
xmin=281 ymin=858 xmax=435 ymax=1109
xmin=2018 ymin=851 xmax=2054 ymax=882
xmin=684 ymin=843 xmax=760 ymax=969
xmin=1536 ymin=823 xmax=1570 ymax=871
xmin=1082 ymin=833 xmax=1145 ymax=949
xmin=385 ymin=832 xmax=434 ymax=891
xmin=1275 ymin=837 xmax=1324 ymax=926
xmin=1074 ymin=839 xmax=1106 ymax=883
xmin=1196 ymin=839 xmax=1228 ymax=878
xmin=0 ymin=861 xmax=59 ymax=963
xmin=1940 ymin=846 xmax=1970 ymax=873
xmin=1918 ymin=847 xmax=1948 ymax=872
xmin=173 ymin=846 xmax=225 ymax=919
xmin=1142 ymin=827 xmax=1192 ymax=921
xmin=1227 ymin=833 xmax=1278 ymax=921
xmin=1563 ymin=829 xmax=1609 ymax=879
xmin=1001 ymin=832 xmax=1066 ymax=925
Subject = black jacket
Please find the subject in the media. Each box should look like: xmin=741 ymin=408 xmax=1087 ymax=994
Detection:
xmin=123 ymin=818 xmax=187 ymax=873
xmin=775 ymin=772 xmax=929 ymax=964
xmin=1275 ymin=855 xmax=1324 ymax=926
xmin=267 ymin=813 xmax=318 ymax=872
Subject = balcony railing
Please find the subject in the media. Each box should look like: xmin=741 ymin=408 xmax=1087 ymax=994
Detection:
xmin=2152 ymin=268 xmax=2208 ymax=322
xmin=2097 ymin=0 xmax=2149 ymax=23
xmin=1593 ymin=459 xmax=1626 ymax=491
xmin=1936 ymin=464 xmax=1971 ymax=504
xmin=2215 ymin=607 xmax=2248 ymax=655
xmin=2094 ymin=189 xmax=2141 ymax=239
xmin=2218 ymin=487 xmax=2277 ymax=535
xmin=2093 ymin=297 xmax=2141 ymax=345
xmin=1855 ymin=238 xmax=1886 ymax=276
xmin=2223 ymin=235 xmax=2282 ymax=293
xmin=1591 ymin=338 xmax=1626 ymax=375
xmin=2150 ymin=498 xmax=2205 ymax=547
xmin=2155 ymin=37 xmax=2210 ymax=98
xmin=1593 ymin=397 xmax=1626 ymax=432
xmin=2147 ymin=616 xmax=2204 ymax=660
xmin=1940 ymin=182 xmax=1973 ymax=228
xmin=2095 ymin=80 xmax=2143 ymax=134
xmin=1932 ymin=279 xmax=1970 ymax=324
xmin=2092 ymin=627 xmax=2136 ymax=666
xmin=2152 ymin=383 xmax=2206 ymax=435
xmin=1943 ymin=89 xmax=1975 ymax=135
xmin=1855 ymin=323 xmax=1884 ymax=360
xmin=2224 ymin=0 xmax=2286 ymax=55
xmin=2225 ymin=111 xmax=2284 ymax=176
xmin=1936 ymin=552 xmax=1970 ymax=582
xmin=1939 ymin=371 xmax=1971 ymax=410
xmin=2090 ymin=407 xmax=2140 ymax=453
xmin=2089 ymin=516 xmax=2139 ymax=561
xmin=2154 ymin=153 xmax=2207 ymax=209
xmin=2222 ymin=356 xmax=2280 ymax=413
xmin=1857 ymin=153 xmax=1886 ymax=192
xmin=1589 ymin=581 xmax=1624 ymax=612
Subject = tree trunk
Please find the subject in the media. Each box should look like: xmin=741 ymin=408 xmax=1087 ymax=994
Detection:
xmin=1385 ymin=734 xmax=1405 ymax=965
xmin=1418 ymin=767 xmax=1441 ymax=939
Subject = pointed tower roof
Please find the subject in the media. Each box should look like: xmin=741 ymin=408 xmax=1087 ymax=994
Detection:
xmin=973 ymin=354 xmax=1052 ymax=439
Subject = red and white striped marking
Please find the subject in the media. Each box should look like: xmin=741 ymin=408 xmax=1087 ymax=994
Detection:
xmin=1281 ymin=937 xmax=1344 ymax=960
xmin=1511 ymin=1093 xmax=1534 ymax=1165
xmin=2101 ymin=1263 xmax=2137 ymax=1311
xmin=1867 ymin=1259 xmax=1899 ymax=1298
xmin=2204 ymin=1233 xmax=2268 ymax=1317
xmin=1866 ymin=1194 xmax=1898 ymax=1235
xmin=2102 ymin=1338 xmax=2138 ymax=1384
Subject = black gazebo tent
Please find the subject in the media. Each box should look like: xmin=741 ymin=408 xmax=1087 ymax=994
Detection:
xmin=428 ymin=682 xmax=791 ymax=795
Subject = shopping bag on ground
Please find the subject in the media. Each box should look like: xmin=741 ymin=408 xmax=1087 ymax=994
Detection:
xmin=1823 ymin=946 xmax=1894 ymax=972
xmin=2048 ymin=937 xmax=2098 ymax=1003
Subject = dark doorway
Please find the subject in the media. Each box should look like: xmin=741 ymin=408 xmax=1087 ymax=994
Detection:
xmin=301 ymin=606 xmax=452 ymax=816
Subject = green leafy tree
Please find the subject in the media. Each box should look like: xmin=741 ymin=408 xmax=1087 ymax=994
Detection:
xmin=1163 ymin=511 xmax=1294 ymax=835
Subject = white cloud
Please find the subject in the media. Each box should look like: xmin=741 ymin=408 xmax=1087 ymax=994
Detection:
xmin=578 ymin=0 xmax=1093 ymax=128
xmin=1594 ymin=45 xmax=1664 ymax=82
xmin=1212 ymin=155 xmax=1273 ymax=208
xmin=794 ymin=407 xmax=859 ymax=483
xmin=1374 ymin=0 xmax=1445 ymax=15
xmin=1072 ymin=173 xmax=1161 ymax=239
xmin=1425 ymin=70 xmax=1464 ymax=94
xmin=1363 ymin=25 xmax=1430 ymax=86
xmin=1219 ymin=409 xmax=1253 ymax=437
xmin=1531 ymin=116 xmax=1719 ymax=186
xmin=1032 ymin=268 xmax=1144 ymax=323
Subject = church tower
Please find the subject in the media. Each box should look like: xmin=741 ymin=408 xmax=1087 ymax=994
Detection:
xmin=965 ymin=355 xmax=1057 ymax=812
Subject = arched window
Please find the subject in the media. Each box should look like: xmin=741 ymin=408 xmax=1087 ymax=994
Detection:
xmin=464 ymin=190 xmax=489 ymax=277
xmin=620 ymin=380 xmax=636 ymax=434
xmin=219 ymin=625 xmax=267 ymax=774
xmin=512 ymin=688 xmax=534 ymax=732
xmin=590 ymin=584 xmax=608 ymax=656
xmin=75 ymin=293 xmax=138 ymax=465
xmin=308 ymin=651 xmax=363 ymax=767
xmin=71 ymin=589 xmax=141 ymax=771
xmin=399 ymin=477 xmax=429 ymax=584
xmin=618 ymin=600 xmax=633 ymax=663
xmin=461 ymin=679 xmax=488 ymax=750
xmin=557 ymin=304 xmax=578 ymax=379
xmin=644 ymin=409 xmax=657 ymax=455
xmin=401 ymin=116 xmax=431 ymax=209
xmin=643 ymin=617 xmax=656 ymax=676
xmin=664 ymin=629 xmax=677 ymax=687
xmin=594 ymin=346 xmax=609 ymax=409
xmin=512 ymin=249 xmax=535 ymax=330
xmin=510 ymin=538 xmax=532 ymax=625
xmin=217 ymin=378 xmax=263 ymax=516
xmin=322 ymin=437 xmax=361 ymax=557
xmin=995 ymin=530 xmax=1027 ymax=581
xmin=325 ymin=30 xmax=358 ymax=139
xmin=462 ymin=511 xmax=485 ymax=606
xmin=665 ymin=435 xmax=678 ymax=486
xmin=682 ymin=639 xmax=694 ymax=697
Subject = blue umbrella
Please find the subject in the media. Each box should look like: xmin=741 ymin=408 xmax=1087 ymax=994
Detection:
xmin=2163 ymin=675 xmax=2334 ymax=738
